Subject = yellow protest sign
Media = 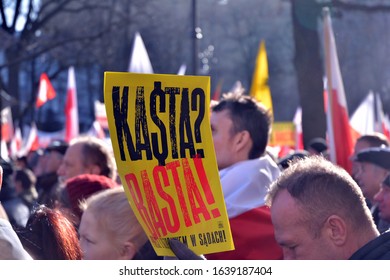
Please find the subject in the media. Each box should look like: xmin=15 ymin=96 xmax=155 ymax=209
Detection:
xmin=104 ymin=72 xmax=234 ymax=256
xmin=269 ymin=122 xmax=296 ymax=147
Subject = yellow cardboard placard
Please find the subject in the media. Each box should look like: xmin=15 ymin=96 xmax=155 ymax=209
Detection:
xmin=269 ymin=122 xmax=296 ymax=147
xmin=103 ymin=72 xmax=234 ymax=256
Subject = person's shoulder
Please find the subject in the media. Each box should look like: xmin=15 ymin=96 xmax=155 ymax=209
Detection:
xmin=0 ymin=219 xmax=33 ymax=260
xmin=349 ymin=230 xmax=390 ymax=260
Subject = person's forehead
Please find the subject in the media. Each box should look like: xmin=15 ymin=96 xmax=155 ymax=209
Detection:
xmin=211 ymin=109 xmax=232 ymax=124
xmin=271 ymin=190 xmax=305 ymax=241
xmin=271 ymin=190 xmax=301 ymax=224
xmin=354 ymin=140 xmax=372 ymax=153
xmin=67 ymin=143 xmax=83 ymax=155
xmin=80 ymin=210 xmax=97 ymax=230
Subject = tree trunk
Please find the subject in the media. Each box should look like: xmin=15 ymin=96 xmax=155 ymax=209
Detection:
xmin=291 ymin=0 xmax=326 ymax=147
xmin=5 ymin=44 xmax=22 ymax=123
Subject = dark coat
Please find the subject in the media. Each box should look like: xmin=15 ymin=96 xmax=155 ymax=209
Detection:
xmin=349 ymin=230 xmax=390 ymax=260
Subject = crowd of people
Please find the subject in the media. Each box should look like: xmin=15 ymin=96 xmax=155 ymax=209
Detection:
xmin=1 ymin=90 xmax=390 ymax=260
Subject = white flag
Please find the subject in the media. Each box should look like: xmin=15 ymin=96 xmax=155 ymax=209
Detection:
xmin=128 ymin=32 xmax=154 ymax=73
xmin=177 ymin=64 xmax=187 ymax=75
xmin=350 ymin=91 xmax=375 ymax=136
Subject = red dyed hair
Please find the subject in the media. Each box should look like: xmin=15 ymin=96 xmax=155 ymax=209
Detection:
xmin=17 ymin=205 xmax=82 ymax=260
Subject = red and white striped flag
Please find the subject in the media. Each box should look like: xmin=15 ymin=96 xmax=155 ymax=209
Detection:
xmin=94 ymin=100 xmax=108 ymax=129
xmin=323 ymin=8 xmax=355 ymax=173
xmin=1 ymin=138 xmax=9 ymax=160
xmin=349 ymin=91 xmax=375 ymax=136
xmin=1 ymin=106 xmax=13 ymax=142
xmin=87 ymin=120 xmax=106 ymax=139
xmin=383 ymin=114 xmax=390 ymax=139
xmin=36 ymin=73 xmax=56 ymax=108
xmin=293 ymin=106 xmax=304 ymax=150
xmin=10 ymin=125 xmax=22 ymax=158
xmin=19 ymin=122 xmax=39 ymax=156
xmin=374 ymin=92 xmax=390 ymax=138
xmin=65 ymin=67 xmax=79 ymax=142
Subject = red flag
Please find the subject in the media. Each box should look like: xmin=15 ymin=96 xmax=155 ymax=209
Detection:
xmin=65 ymin=67 xmax=79 ymax=142
xmin=323 ymin=8 xmax=355 ymax=173
xmin=212 ymin=79 xmax=223 ymax=101
xmin=36 ymin=73 xmax=56 ymax=108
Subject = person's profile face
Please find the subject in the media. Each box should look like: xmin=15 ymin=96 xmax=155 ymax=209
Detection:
xmin=57 ymin=143 xmax=87 ymax=181
xmin=374 ymin=185 xmax=390 ymax=223
xmin=79 ymin=210 xmax=121 ymax=260
xmin=210 ymin=110 xmax=238 ymax=170
xmin=354 ymin=162 xmax=384 ymax=202
xmin=351 ymin=140 xmax=371 ymax=178
xmin=270 ymin=190 xmax=335 ymax=260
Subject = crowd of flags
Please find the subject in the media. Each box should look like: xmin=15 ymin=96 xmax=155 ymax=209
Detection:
xmin=293 ymin=8 xmax=390 ymax=173
xmin=0 ymin=31 xmax=155 ymax=161
xmin=1 ymin=16 xmax=390 ymax=172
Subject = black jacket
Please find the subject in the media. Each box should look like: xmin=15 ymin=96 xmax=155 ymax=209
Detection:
xmin=349 ymin=230 xmax=390 ymax=260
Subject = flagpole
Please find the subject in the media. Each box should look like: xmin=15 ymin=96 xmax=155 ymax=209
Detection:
xmin=192 ymin=0 xmax=200 ymax=75
xmin=323 ymin=7 xmax=336 ymax=163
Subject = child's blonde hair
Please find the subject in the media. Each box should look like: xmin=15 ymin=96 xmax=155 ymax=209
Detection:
xmin=80 ymin=188 xmax=148 ymax=255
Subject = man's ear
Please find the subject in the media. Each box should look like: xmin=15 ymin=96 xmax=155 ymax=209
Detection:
xmin=89 ymin=165 xmax=101 ymax=176
xmin=120 ymin=241 xmax=137 ymax=260
xmin=325 ymin=215 xmax=347 ymax=246
xmin=234 ymin=130 xmax=251 ymax=152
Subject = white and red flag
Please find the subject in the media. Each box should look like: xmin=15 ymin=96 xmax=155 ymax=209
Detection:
xmin=94 ymin=100 xmax=108 ymax=130
xmin=374 ymin=92 xmax=390 ymax=138
xmin=1 ymin=106 xmax=14 ymax=142
xmin=349 ymin=91 xmax=375 ymax=136
xmin=19 ymin=122 xmax=39 ymax=156
xmin=36 ymin=73 xmax=56 ymax=108
xmin=10 ymin=125 xmax=22 ymax=158
xmin=383 ymin=114 xmax=390 ymax=139
xmin=87 ymin=120 xmax=106 ymax=139
xmin=323 ymin=8 xmax=355 ymax=173
xmin=65 ymin=67 xmax=79 ymax=142
xmin=293 ymin=106 xmax=304 ymax=150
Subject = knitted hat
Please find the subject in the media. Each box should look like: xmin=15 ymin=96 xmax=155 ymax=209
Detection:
xmin=65 ymin=174 xmax=118 ymax=219
xmin=354 ymin=147 xmax=390 ymax=170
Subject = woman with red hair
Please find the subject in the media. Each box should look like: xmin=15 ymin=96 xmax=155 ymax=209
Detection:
xmin=16 ymin=205 xmax=81 ymax=260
